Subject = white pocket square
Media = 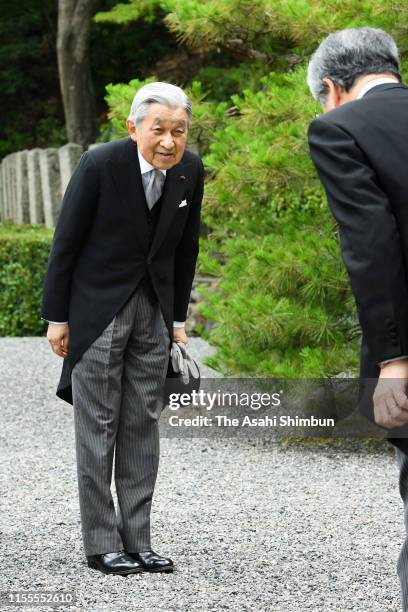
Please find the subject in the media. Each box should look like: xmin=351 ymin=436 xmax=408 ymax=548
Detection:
xmin=179 ymin=199 xmax=188 ymax=208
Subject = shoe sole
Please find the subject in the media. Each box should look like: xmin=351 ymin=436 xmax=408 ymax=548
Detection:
xmin=142 ymin=566 xmax=174 ymax=573
xmin=87 ymin=562 xmax=143 ymax=576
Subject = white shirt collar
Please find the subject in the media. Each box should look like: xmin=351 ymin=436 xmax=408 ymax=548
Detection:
xmin=137 ymin=149 xmax=166 ymax=177
xmin=356 ymin=77 xmax=399 ymax=99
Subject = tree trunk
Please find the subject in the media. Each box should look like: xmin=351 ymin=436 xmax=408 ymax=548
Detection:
xmin=57 ymin=0 xmax=99 ymax=148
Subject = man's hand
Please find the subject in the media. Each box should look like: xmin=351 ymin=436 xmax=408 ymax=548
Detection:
xmin=173 ymin=327 xmax=188 ymax=345
xmin=47 ymin=323 xmax=69 ymax=358
xmin=373 ymin=360 xmax=408 ymax=428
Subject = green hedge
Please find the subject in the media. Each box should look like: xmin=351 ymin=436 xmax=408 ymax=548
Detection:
xmin=0 ymin=221 xmax=53 ymax=336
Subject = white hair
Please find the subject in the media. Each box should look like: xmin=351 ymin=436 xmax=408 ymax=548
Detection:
xmin=128 ymin=81 xmax=192 ymax=126
xmin=307 ymin=27 xmax=400 ymax=104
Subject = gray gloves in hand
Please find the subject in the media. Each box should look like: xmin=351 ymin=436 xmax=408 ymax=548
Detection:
xmin=171 ymin=342 xmax=200 ymax=386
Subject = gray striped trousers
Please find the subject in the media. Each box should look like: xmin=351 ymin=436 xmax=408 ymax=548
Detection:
xmin=396 ymin=447 xmax=408 ymax=610
xmin=71 ymin=281 xmax=170 ymax=557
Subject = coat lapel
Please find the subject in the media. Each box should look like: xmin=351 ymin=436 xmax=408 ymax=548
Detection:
xmin=148 ymin=158 xmax=192 ymax=260
xmin=107 ymin=138 xmax=150 ymax=255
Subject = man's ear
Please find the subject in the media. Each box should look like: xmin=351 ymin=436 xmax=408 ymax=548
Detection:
xmin=126 ymin=118 xmax=137 ymax=142
xmin=322 ymin=78 xmax=344 ymax=111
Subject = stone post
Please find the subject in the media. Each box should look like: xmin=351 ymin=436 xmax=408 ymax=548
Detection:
xmin=39 ymin=148 xmax=61 ymax=227
xmin=58 ymin=143 xmax=83 ymax=197
xmin=15 ymin=151 xmax=29 ymax=224
xmin=27 ymin=149 xmax=44 ymax=225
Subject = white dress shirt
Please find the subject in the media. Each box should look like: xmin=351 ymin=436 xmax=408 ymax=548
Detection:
xmin=45 ymin=149 xmax=185 ymax=328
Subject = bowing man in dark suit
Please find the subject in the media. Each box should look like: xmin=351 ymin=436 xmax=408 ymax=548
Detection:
xmin=307 ymin=28 xmax=408 ymax=606
xmin=41 ymin=82 xmax=204 ymax=575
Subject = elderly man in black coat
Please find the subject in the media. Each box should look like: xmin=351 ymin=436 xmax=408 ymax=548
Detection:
xmin=41 ymin=82 xmax=204 ymax=575
xmin=307 ymin=27 xmax=408 ymax=608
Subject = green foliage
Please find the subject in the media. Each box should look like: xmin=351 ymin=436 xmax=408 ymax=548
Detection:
xmin=198 ymin=206 xmax=359 ymax=377
xmin=193 ymin=61 xmax=270 ymax=102
xmin=95 ymin=0 xmax=408 ymax=58
xmin=0 ymin=222 xmax=53 ymax=336
xmin=95 ymin=0 xmax=163 ymax=23
xmin=190 ymin=61 xmax=363 ymax=376
xmin=203 ymin=67 xmax=319 ymax=224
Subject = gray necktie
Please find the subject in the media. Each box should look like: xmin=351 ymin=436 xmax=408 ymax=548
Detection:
xmin=145 ymin=169 xmax=165 ymax=210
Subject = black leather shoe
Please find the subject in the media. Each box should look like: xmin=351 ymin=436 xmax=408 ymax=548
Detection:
xmin=87 ymin=550 xmax=143 ymax=575
xmin=127 ymin=550 xmax=174 ymax=573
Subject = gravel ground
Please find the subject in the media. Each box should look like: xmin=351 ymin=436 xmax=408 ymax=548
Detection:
xmin=0 ymin=337 xmax=405 ymax=612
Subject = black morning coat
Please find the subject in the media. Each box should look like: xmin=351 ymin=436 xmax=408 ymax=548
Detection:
xmin=41 ymin=136 xmax=204 ymax=405
xmin=308 ymin=82 xmax=408 ymax=453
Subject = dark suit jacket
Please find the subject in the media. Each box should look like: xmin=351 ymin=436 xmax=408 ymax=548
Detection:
xmin=41 ymin=136 xmax=204 ymax=405
xmin=308 ymin=82 xmax=408 ymax=452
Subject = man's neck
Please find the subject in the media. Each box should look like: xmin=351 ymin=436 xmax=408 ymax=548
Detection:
xmin=137 ymin=148 xmax=166 ymax=175
xmin=350 ymin=73 xmax=399 ymax=101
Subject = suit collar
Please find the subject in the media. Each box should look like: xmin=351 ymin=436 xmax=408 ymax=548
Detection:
xmin=362 ymin=82 xmax=408 ymax=97
xmin=357 ymin=77 xmax=400 ymax=99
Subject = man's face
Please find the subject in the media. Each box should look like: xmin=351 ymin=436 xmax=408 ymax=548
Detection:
xmin=127 ymin=103 xmax=189 ymax=170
